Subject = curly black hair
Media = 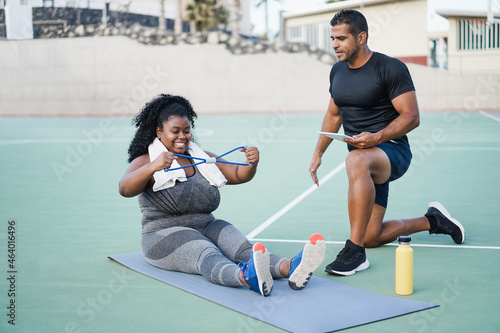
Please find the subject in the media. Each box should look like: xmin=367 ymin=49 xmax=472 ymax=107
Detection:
xmin=127 ymin=94 xmax=198 ymax=163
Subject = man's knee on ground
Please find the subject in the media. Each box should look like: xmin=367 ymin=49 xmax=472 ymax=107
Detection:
xmin=363 ymin=233 xmax=384 ymax=248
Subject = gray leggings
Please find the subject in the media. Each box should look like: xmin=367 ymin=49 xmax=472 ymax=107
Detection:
xmin=141 ymin=219 xmax=286 ymax=287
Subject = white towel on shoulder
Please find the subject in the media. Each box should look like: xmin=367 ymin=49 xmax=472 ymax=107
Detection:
xmin=148 ymin=138 xmax=227 ymax=192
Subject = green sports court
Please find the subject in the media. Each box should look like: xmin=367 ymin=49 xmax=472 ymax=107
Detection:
xmin=0 ymin=110 xmax=499 ymax=332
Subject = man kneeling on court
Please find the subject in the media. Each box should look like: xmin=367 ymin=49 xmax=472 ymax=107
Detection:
xmin=309 ymin=9 xmax=465 ymax=276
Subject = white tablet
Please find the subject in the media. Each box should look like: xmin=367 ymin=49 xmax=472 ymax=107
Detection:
xmin=318 ymin=132 xmax=353 ymax=141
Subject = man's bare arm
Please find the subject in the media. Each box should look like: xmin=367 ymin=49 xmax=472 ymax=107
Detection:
xmin=309 ymin=97 xmax=342 ymax=185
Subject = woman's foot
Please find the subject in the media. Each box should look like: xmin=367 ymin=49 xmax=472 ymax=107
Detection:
xmin=238 ymin=243 xmax=273 ymax=296
xmin=288 ymin=234 xmax=326 ymax=290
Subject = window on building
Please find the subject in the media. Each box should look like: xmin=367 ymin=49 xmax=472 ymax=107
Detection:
xmin=286 ymin=22 xmax=334 ymax=53
xmin=288 ymin=26 xmax=302 ymax=42
xmin=458 ymin=19 xmax=500 ymax=50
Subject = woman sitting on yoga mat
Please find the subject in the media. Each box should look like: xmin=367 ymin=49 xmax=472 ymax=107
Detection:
xmin=119 ymin=94 xmax=326 ymax=297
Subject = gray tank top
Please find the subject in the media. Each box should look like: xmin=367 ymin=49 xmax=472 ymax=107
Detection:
xmin=138 ymin=167 xmax=221 ymax=234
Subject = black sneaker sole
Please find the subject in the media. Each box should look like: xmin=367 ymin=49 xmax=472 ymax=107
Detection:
xmin=324 ymin=259 xmax=370 ymax=276
xmin=429 ymin=201 xmax=465 ymax=244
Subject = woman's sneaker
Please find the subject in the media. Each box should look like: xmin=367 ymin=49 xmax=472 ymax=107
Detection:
xmin=426 ymin=201 xmax=465 ymax=244
xmin=288 ymin=234 xmax=326 ymax=290
xmin=325 ymin=239 xmax=369 ymax=276
xmin=239 ymin=243 xmax=273 ymax=296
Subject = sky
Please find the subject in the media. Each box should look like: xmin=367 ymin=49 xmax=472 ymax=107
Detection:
xmin=249 ymin=0 xmax=496 ymax=39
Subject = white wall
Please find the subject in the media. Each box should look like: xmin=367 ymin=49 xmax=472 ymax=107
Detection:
xmin=407 ymin=63 xmax=500 ymax=111
xmin=0 ymin=36 xmax=332 ymax=116
xmin=0 ymin=36 xmax=498 ymax=117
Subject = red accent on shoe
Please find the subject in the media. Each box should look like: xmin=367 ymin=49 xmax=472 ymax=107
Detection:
xmin=309 ymin=233 xmax=324 ymax=245
xmin=254 ymin=242 xmax=266 ymax=254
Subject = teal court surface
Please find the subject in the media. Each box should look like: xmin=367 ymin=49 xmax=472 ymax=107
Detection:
xmin=0 ymin=111 xmax=499 ymax=332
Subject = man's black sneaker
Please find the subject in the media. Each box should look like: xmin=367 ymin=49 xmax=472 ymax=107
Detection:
xmin=426 ymin=201 xmax=465 ymax=244
xmin=324 ymin=239 xmax=369 ymax=276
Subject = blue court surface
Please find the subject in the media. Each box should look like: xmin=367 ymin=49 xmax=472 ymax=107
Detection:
xmin=0 ymin=110 xmax=499 ymax=332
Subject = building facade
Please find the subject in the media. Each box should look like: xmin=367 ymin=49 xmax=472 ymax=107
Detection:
xmin=280 ymin=0 xmax=500 ymax=74
xmin=437 ymin=10 xmax=500 ymax=73
xmin=280 ymin=0 xmax=428 ymax=65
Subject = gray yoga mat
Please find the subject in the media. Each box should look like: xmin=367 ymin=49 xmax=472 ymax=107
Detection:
xmin=109 ymin=252 xmax=438 ymax=332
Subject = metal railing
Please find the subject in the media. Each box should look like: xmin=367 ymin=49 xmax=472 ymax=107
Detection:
xmin=286 ymin=22 xmax=333 ymax=53
xmin=458 ymin=19 xmax=500 ymax=51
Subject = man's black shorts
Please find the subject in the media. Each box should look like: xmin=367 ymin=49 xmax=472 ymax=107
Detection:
xmin=374 ymin=141 xmax=412 ymax=208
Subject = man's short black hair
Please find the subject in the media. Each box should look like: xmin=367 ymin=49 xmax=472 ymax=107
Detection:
xmin=330 ymin=9 xmax=369 ymax=39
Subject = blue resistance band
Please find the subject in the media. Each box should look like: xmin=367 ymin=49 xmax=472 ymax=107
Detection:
xmin=164 ymin=146 xmax=252 ymax=172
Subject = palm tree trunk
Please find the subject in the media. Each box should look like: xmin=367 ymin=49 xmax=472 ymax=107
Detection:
xmin=174 ymin=0 xmax=182 ymax=34
xmin=159 ymin=0 xmax=166 ymax=32
xmin=264 ymin=0 xmax=269 ymax=40
xmin=231 ymin=0 xmax=240 ymax=38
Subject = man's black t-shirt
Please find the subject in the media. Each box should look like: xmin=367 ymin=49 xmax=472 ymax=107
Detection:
xmin=329 ymin=52 xmax=415 ymax=149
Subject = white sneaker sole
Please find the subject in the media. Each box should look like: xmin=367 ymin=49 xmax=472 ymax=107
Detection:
xmin=429 ymin=201 xmax=466 ymax=243
xmin=289 ymin=236 xmax=326 ymax=290
xmin=252 ymin=244 xmax=273 ymax=297
xmin=325 ymin=259 xmax=370 ymax=276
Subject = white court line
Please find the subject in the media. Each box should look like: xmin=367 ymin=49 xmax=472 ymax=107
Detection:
xmin=250 ymin=238 xmax=500 ymax=250
xmin=479 ymin=110 xmax=500 ymax=122
xmin=381 ymin=243 xmax=500 ymax=250
xmin=248 ymin=110 xmax=500 ymax=245
xmin=415 ymin=147 xmax=500 ymax=151
xmin=245 ymin=162 xmax=346 ymax=239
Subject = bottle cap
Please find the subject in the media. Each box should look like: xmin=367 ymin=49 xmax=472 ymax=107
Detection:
xmin=397 ymin=236 xmax=412 ymax=243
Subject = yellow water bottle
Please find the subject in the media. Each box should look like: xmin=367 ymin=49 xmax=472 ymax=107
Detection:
xmin=395 ymin=236 xmax=413 ymax=295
